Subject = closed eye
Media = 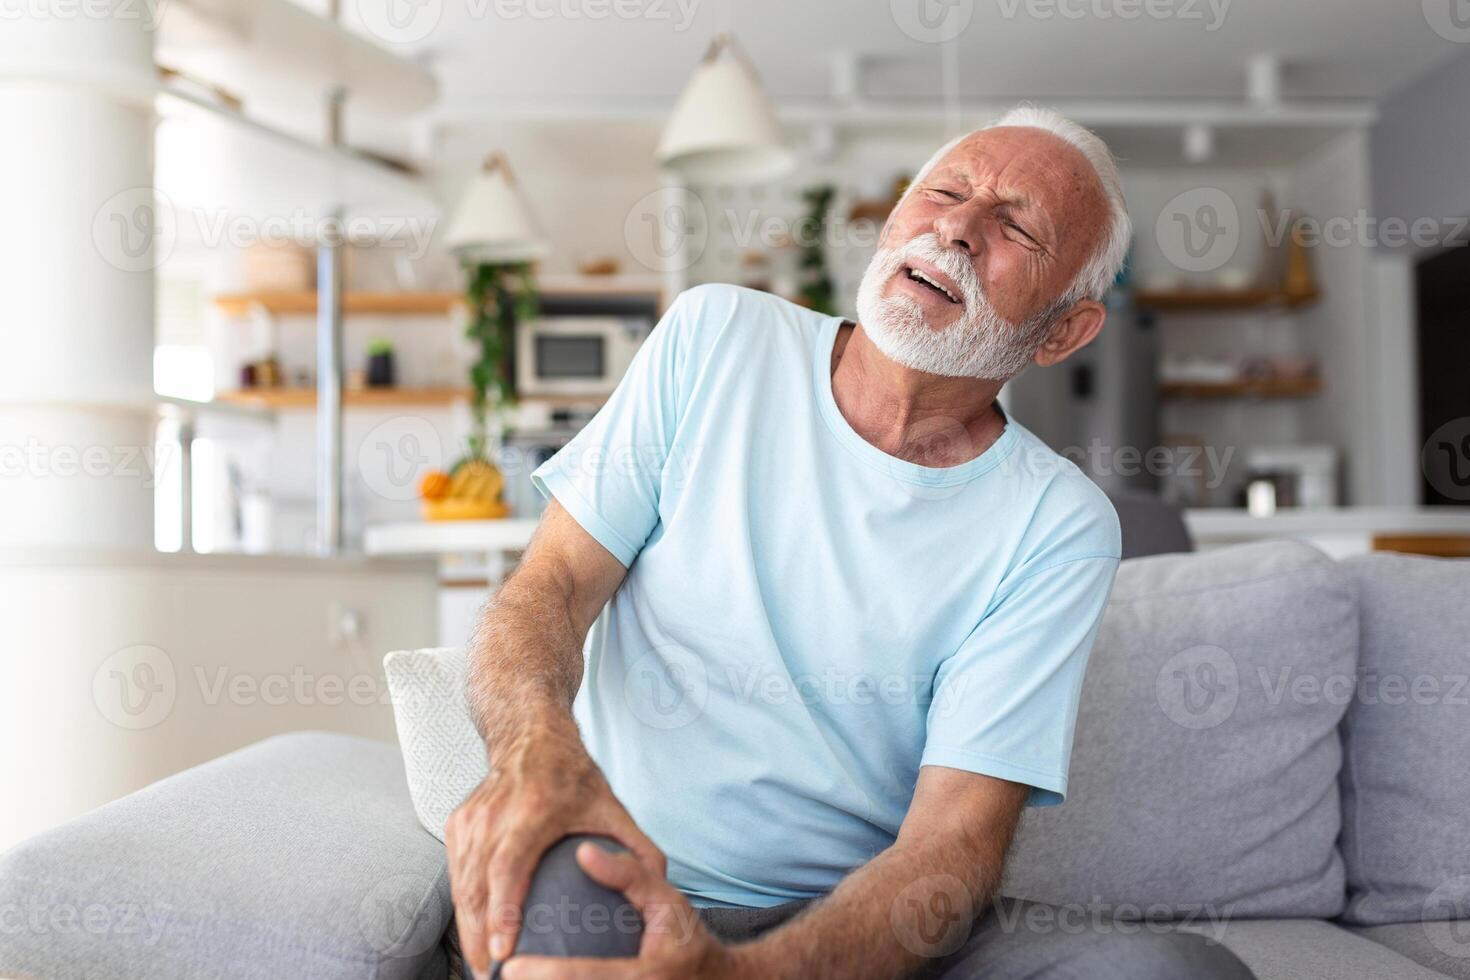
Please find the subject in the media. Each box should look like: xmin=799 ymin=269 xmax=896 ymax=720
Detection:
xmin=1004 ymin=220 xmax=1038 ymax=246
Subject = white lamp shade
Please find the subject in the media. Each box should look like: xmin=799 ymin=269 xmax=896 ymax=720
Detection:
xmin=444 ymin=157 xmax=547 ymax=263
xmin=657 ymin=38 xmax=794 ymax=184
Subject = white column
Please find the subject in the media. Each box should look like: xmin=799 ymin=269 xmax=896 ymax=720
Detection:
xmin=0 ymin=4 xmax=158 ymax=550
xmin=0 ymin=5 xmax=159 ymax=846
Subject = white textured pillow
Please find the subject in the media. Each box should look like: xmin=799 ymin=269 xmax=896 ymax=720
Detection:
xmin=383 ymin=647 xmax=488 ymax=841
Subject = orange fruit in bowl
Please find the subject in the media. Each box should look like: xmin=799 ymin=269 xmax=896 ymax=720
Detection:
xmin=418 ymin=469 xmax=450 ymax=501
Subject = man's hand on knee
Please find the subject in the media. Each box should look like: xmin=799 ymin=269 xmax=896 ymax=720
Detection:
xmin=502 ymin=841 xmax=737 ymax=980
xmin=445 ymin=725 xmax=666 ymax=979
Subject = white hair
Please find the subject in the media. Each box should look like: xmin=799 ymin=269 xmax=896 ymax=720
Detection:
xmin=902 ymin=105 xmax=1131 ymax=306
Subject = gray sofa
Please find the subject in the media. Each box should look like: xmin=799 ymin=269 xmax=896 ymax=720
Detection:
xmin=2 ymin=540 xmax=1467 ymax=980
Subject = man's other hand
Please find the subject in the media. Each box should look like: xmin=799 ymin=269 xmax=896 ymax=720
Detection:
xmin=499 ymin=840 xmax=739 ymax=980
xmin=446 ymin=734 xmax=666 ymax=979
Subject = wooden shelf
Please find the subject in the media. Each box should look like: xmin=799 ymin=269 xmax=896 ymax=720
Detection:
xmin=1134 ymin=287 xmax=1320 ymax=312
xmin=212 ymin=279 xmax=666 ymax=318
xmin=536 ymin=275 xmax=665 ymax=299
xmin=1159 ymin=377 xmax=1322 ymax=400
xmin=212 ymin=291 xmax=463 ymax=317
xmin=215 ymin=386 xmax=470 ymax=409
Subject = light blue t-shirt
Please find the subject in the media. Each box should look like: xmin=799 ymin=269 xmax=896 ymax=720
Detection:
xmin=532 ymin=284 xmax=1121 ymax=909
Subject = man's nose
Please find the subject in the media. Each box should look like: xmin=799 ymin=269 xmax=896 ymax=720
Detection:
xmin=934 ymin=200 xmax=986 ymax=256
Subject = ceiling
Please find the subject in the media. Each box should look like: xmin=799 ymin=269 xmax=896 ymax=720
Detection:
xmin=323 ymin=0 xmax=1465 ymax=107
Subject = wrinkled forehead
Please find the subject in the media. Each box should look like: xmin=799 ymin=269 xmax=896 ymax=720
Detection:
xmin=925 ymin=126 xmax=1107 ymax=222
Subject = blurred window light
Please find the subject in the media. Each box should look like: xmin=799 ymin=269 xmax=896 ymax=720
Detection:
xmin=154 ymin=420 xmax=184 ymax=553
xmin=192 ymin=438 xmax=217 ymax=554
xmin=154 ymin=345 xmax=215 ymax=402
xmin=154 ymin=276 xmax=214 ymax=401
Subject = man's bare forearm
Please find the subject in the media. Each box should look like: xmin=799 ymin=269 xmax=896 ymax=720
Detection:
xmin=463 ymin=501 xmax=629 ymax=762
xmin=464 ymin=562 xmax=585 ymax=758
xmin=729 ymin=774 xmax=1028 ymax=980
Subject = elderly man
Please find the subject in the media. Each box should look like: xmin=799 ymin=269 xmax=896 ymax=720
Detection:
xmin=446 ymin=107 xmax=1255 ymax=980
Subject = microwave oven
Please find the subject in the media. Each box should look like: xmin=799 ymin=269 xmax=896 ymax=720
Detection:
xmin=515 ymin=317 xmax=645 ymax=399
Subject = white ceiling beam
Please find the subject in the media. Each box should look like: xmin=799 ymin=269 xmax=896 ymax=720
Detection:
xmin=432 ymin=97 xmax=1377 ymax=130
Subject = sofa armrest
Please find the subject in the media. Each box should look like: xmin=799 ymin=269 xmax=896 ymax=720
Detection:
xmin=0 ymin=732 xmax=450 ymax=980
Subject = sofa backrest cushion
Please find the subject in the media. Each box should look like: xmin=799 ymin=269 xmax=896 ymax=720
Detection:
xmin=384 ymin=646 xmax=485 ymax=842
xmin=1338 ymin=553 xmax=1470 ymax=927
xmin=1002 ymin=539 xmax=1354 ymax=919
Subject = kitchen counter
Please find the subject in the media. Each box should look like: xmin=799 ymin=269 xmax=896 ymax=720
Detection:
xmin=1184 ymin=507 xmax=1470 ymax=557
xmin=362 ymin=507 xmax=1470 ymax=567
xmin=363 ymin=519 xmax=540 ymax=557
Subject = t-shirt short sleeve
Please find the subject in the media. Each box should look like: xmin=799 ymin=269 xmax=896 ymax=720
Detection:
xmin=921 ymin=552 xmax=1119 ymax=806
xmin=531 ymin=294 xmax=695 ymax=567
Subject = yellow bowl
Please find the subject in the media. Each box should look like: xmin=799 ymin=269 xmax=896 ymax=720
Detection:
xmin=423 ymin=498 xmax=510 ymax=521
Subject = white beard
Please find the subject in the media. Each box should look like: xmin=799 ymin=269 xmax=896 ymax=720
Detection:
xmin=854 ymin=233 xmax=1058 ymax=380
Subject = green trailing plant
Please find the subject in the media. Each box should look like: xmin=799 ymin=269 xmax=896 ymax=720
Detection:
xmin=366 ymin=338 xmax=394 ymax=356
xmin=797 ymin=184 xmax=837 ymax=315
xmin=462 ymin=261 xmax=537 ymax=462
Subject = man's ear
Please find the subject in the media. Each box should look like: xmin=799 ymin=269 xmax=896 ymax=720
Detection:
xmin=1032 ymin=300 xmax=1106 ymax=368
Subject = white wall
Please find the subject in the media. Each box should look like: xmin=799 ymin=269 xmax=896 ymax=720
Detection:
xmin=1366 ymin=50 xmax=1470 ymax=506
xmin=1285 ymin=129 xmax=1385 ymax=507
xmin=0 ymin=550 xmax=437 ymax=849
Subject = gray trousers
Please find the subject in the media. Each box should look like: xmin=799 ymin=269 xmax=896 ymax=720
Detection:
xmin=505 ymin=836 xmax=1255 ymax=980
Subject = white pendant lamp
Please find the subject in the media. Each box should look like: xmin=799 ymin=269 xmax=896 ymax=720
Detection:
xmin=657 ymin=34 xmax=794 ymax=184
xmin=444 ymin=153 xmax=547 ymax=263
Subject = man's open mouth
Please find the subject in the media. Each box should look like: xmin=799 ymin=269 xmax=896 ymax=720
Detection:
xmin=902 ymin=264 xmax=961 ymax=304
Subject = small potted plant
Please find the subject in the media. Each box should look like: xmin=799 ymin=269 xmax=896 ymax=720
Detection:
xmin=365 ymin=339 xmax=395 ymax=388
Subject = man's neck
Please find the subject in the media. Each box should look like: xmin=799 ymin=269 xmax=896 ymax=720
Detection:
xmin=830 ymin=321 xmax=1007 ymax=468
